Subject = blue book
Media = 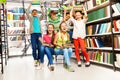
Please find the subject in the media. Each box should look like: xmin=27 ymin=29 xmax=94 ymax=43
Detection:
xmin=99 ymin=24 xmax=104 ymax=34
xmin=102 ymin=23 xmax=108 ymax=33
xmin=115 ymin=3 xmax=120 ymax=13
xmin=96 ymin=38 xmax=104 ymax=47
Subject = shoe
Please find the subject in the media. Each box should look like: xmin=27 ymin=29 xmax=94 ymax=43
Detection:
xmin=63 ymin=63 xmax=67 ymax=68
xmin=66 ymin=66 xmax=75 ymax=72
xmin=34 ymin=60 xmax=38 ymax=67
xmin=35 ymin=65 xmax=40 ymax=70
xmin=85 ymin=62 xmax=90 ymax=67
xmin=78 ymin=61 xmax=82 ymax=67
xmin=49 ymin=65 xmax=54 ymax=71
xmin=40 ymin=63 xmax=44 ymax=69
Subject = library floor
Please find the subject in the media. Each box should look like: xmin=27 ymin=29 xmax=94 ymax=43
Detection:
xmin=0 ymin=55 xmax=120 ymax=80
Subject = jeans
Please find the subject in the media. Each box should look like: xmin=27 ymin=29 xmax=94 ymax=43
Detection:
xmin=54 ymin=48 xmax=73 ymax=66
xmin=40 ymin=46 xmax=54 ymax=65
xmin=31 ymin=33 xmax=42 ymax=60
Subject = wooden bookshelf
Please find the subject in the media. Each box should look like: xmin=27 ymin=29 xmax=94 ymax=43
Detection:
xmin=87 ymin=14 xmax=120 ymax=25
xmin=87 ymin=1 xmax=110 ymax=13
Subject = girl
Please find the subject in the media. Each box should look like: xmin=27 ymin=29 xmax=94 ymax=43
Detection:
xmin=40 ymin=24 xmax=55 ymax=71
xmin=54 ymin=21 xmax=74 ymax=72
xmin=70 ymin=6 xmax=90 ymax=67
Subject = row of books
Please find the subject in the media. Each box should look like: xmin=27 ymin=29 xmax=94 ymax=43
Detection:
xmin=11 ymin=22 xmax=24 ymax=27
xmin=86 ymin=19 xmax=120 ymax=35
xmin=88 ymin=51 xmax=113 ymax=64
xmin=8 ymin=28 xmax=30 ymax=35
xmin=87 ymin=6 xmax=110 ymax=22
xmin=86 ymin=37 xmax=104 ymax=48
xmin=7 ymin=14 xmax=25 ymax=20
xmin=86 ymin=35 xmax=112 ymax=48
xmin=112 ymin=3 xmax=120 ymax=16
xmin=9 ymin=36 xmax=25 ymax=41
xmin=114 ymin=35 xmax=120 ymax=49
xmin=8 ymin=7 xmax=24 ymax=13
xmin=86 ymin=0 xmax=108 ymax=10
xmin=8 ymin=30 xmax=24 ymax=35
xmin=86 ymin=22 xmax=111 ymax=35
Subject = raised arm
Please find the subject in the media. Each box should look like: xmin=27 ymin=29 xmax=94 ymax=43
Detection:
xmin=83 ymin=6 xmax=88 ymax=22
xmin=39 ymin=4 xmax=45 ymax=20
xmin=25 ymin=3 xmax=32 ymax=21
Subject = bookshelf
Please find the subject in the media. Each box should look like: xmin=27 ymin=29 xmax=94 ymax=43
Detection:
xmin=0 ymin=3 xmax=8 ymax=74
xmin=7 ymin=2 xmax=30 ymax=57
xmin=85 ymin=0 xmax=120 ymax=71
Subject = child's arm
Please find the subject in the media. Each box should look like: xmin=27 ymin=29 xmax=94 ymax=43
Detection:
xmin=83 ymin=6 xmax=88 ymax=22
xmin=63 ymin=9 xmax=67 ymax=21
xmin=25 ymin=3 xmax=32 ymax=21
xmin=39 ymin=4 xmax=45 ymax=20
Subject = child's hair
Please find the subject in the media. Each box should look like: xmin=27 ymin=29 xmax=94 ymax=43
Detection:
xmin=75 ymin=10 xmax=84 ymax=15
xmin=32 ymin=9 xmax=38 ymax=13
xmin=59 ymin=21 xmax=67 ymax=30
xmin=46 ymin=24 xmax=55 ymax=45
xmin=46 ymin=24 xmax=54 ymax=34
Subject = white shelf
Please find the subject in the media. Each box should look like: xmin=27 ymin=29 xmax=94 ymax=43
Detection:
xmin=8 ymin=20 xmax=24 ymax=22
xmin=7 ymin=12 xmax=24 ymax=15
xmin=86 ymin=47 xmax=112 ymax=51
xmin=90 ymin=60 xmax=113 ymax=66
xmin=86 ymin=32 xmax=112 ymax=37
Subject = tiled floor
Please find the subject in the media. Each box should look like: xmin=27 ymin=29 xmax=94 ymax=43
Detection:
xmin=0 ymin=55 xmax=120 ymax=80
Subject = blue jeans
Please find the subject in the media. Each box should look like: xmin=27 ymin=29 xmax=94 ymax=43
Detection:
xmin=31 ymin=33 xmax=42 ymax=60
xmin=54 ymin=48 xmax=73 ymax=66
xmin=40 ymin=46 xmax=54 ymax=65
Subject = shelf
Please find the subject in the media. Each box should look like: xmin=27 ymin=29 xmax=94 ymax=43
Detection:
xmin=87 ymin=1 xmax=110 ymax=13
xmin=7 ymin=12 xmax=24 ymax=15
xmin=8 ymin=20 xmax=24 ymax=22
xmin=86 ymin=32 xmax=112 ymax=37
xmin=87 ymin=14 xmax=120 ymax=25
xmin=114 ymin=49 xmax=120 ymax=52
xmin=8 ymin=34 xmax=25 ymax=36
xmin=90 ymin=60 xmax=113 ymax=66
xmin=113 ymin=32 xmax=120 ymax=35
xmin=86 ymin=47 xmax=112 ymax=51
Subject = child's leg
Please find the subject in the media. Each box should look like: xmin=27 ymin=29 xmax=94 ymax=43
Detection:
xmin=73 ymin=38 xmax=80 ymax=62
xmin=79 ymin=38 xmax=89 ymax=62
xmin=45 ymin=47 xmax=54 ymax=65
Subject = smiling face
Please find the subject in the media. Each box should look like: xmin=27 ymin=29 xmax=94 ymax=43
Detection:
xmin=47 ymin=24 xmax=54 ymax=34
xmin=32 ymin=9 xmax=38 ymax=16
xmin=75 ymin=11 xmax=83 ymax=20
xmin=60 ymin=22 xmax=67 ymax=33
xmin=50 ymin=10 xmax=57 ymax=20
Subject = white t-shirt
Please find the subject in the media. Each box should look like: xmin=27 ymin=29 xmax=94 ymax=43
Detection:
xmin=71 ymin=18 xmax=87 ymax=39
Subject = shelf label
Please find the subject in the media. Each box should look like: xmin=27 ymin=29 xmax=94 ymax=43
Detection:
xmin=0 ymin=0 xmax=6 ymax=3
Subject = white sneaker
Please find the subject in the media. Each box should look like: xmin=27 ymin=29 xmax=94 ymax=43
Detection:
xmin=78 ymin=61 xmax=82 ymax=67
xmin=40 ymin=63 xmax=44 ymax=69
xmin=85 ymin=62 xmax=90 ymax=67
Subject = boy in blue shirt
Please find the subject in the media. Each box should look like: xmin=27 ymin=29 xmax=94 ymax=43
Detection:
xmin=25 ymin=2 xmax=44 ymax=68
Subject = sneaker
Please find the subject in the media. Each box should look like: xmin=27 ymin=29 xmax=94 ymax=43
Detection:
xmin=49 ymin=65 xmax=54 ymax=71
xmin=40 ymin=63 xmax=44 ymax=69
xmin=63 ymin=63 xmax=67 ymax=68
xmin=34 ymin=60 xmax=38 ymax=67
xmin=85 ymin=62 xmax=90 ymax=67
xmin=35 ymin=65 xmax=40 ymax=70
xmin=67 ymin=66 xmax=75 ymax=72
xmin=78 ymin=61 xmax=82 ymax=67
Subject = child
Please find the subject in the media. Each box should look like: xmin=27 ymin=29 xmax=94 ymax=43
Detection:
xmin=70 ymin=6 xmax=90 ymax=67
xmin=54 ymin=21 xmax=74 ymax=72
xmin=25 ymin=2 xmax=44 ymax=67
xmin=39 ymin=24 xmax=55 ymax=71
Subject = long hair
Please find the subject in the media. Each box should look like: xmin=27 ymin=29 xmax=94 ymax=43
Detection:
xmin=46 ymin=24 xmax=55 ymax=44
